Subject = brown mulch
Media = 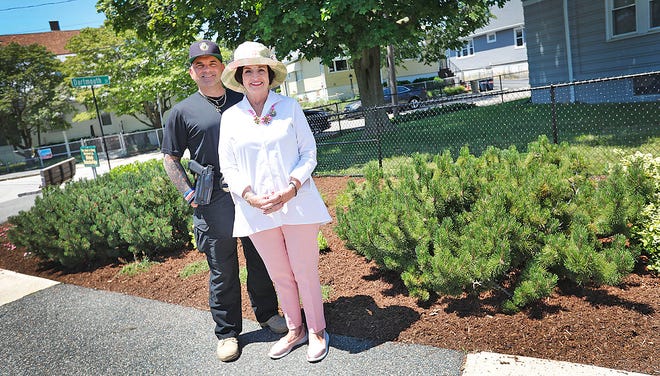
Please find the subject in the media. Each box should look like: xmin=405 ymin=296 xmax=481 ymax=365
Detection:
xmin=1 ymin=176 xmax=658 ymax=375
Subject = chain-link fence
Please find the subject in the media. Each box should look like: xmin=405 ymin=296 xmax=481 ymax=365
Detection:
xmin=0 ymin=128 xmax=163 ymax=175
xmin=312 ymin=71 xmax=659 ymax=176
xmin=2 ymin=72 xmax=656 ymax=178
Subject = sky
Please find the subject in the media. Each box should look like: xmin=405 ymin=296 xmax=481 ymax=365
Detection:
xmin=0 ymin=0 xmax=106 ymax=35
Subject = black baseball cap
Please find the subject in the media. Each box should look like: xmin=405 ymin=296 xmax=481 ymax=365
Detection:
xmin=188 ymin=40 xmax=223 ymax=65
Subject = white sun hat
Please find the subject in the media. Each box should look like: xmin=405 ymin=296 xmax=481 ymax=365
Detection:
xmin=221 ymin=41 xmax=287 ymax=93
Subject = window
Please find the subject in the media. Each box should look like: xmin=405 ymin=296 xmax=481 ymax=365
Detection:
xmin=101 ymin=112 xmax=112 ymax=126
xmin=613 ymin=0 xmax=637 ymax=35
xmin=651 ymin=0 xmax=660 ymax=28
xmin=328 ymin=59 xmax=349 ymax=72
xmin=607 ymin=0 xmax=659 ymax=39
xmin=487 ymin=32 xmax=497 ymax=43
xmin=287 ymin=71 xmax=300 ymax=82
xmin=514 ymin=27 xmax=525 ymax=47
xmin=457 ymin=39 xmax=474 ymax=57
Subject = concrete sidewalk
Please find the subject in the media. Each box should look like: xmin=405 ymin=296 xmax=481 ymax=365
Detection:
xmin=0 ymin=270 xmax=650 ymax=376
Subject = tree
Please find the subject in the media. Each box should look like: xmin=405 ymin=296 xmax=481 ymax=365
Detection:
xmin=0 ymin=43 xmax=72 ymax=153
xmin=63 ymin=26 xmax=194 ymax=129
xmin=98 ymin=0 xmax=507 ymax=134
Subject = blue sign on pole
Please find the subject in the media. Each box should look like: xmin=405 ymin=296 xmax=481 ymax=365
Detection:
xmin=38 ymin=148 xmax=53 ymax=159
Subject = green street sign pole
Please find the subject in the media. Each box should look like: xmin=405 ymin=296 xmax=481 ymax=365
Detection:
xmin=72 ymin=76 xmax=111 ymax=170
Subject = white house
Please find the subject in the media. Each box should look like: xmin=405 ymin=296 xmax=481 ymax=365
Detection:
xmin=281 ymin=52 xmax=440 ymax=102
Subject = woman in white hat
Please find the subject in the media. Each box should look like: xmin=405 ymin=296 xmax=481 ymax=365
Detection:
xmin=218 ymin=41 xmax=332 ymax=362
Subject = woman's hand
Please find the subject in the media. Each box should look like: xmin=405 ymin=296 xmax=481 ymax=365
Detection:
xmin=243 ymin=183 xmax=298 ymax=214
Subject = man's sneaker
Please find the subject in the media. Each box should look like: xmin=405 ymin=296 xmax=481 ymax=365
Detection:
xmin=260 ymin=314 xmax=288 ymax=334
xmin=216 ymin=337 xmax=239 ymax=362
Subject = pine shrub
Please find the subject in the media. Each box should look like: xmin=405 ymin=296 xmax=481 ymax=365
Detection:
xmin=335 ymin=136 xmax=652 ymax=313
xmin=8 ymin=159 xmax=192 ymax=268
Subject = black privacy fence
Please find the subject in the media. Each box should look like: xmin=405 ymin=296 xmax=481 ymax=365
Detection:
xmin=311 ymin=71 xmax=659 ymax=176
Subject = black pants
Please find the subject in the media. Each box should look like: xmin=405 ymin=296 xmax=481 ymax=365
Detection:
xmin=193 ymin=189 xmax=279 ymax=339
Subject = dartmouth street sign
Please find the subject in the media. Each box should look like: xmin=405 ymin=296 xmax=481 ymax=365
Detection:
xmin=71 ymin=75 xmax=110 ymax=87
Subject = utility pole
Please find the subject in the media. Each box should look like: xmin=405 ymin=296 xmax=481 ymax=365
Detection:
xmin=387 ymin=44 xmax=399 ymax=116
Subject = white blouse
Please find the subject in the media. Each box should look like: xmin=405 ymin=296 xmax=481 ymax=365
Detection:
xmin=219 ymin=91 xmax=331 ymax=237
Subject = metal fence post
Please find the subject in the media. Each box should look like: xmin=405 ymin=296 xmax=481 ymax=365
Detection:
xmin=550 ymin=84 xmax=558 ymax=144
xmin=499 ymin=75 xmax=504 ymax=104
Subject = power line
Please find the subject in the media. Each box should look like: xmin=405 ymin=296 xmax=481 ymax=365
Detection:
xmin=0 ymin=0 xmax=78 ymax=12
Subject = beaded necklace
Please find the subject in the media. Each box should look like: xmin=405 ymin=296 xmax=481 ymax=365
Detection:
xmin=248 ymin=104 xmax=276 ymax=125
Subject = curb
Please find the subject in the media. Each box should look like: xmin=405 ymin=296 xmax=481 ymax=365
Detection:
xmin=462 ymin=351 xmax=651 ymax=376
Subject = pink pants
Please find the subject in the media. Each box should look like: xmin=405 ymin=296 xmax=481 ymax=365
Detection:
xmin=249 ymin=224 xmax=326 ymax=333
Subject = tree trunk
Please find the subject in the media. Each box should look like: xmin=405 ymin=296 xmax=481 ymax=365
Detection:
xmin=352 ymin=46 xmax=391 ymax=137
xmin=142 ymin=101 xmax=160 ymax=128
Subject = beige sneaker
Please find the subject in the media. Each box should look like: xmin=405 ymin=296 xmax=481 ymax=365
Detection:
xmin=260 ymin=314 xmax=288 ymax=334
xmin=216 ymin=337 xmax=239 ymax=362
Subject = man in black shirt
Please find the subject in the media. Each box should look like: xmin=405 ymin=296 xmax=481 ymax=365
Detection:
xmin=161 ymin=40 xmax=286 ymax=362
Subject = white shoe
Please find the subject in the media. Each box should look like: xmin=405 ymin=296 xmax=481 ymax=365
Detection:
xmin=268 ymin=329 xmax=308 ymax=360
xmin=216 ymin=337 xmax=239 ymax=362
xmin=306 ymin=330 xmax=330 ymax=363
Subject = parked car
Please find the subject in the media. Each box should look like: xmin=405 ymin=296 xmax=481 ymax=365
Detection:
xmin=383 ymin=85 xmax=426 ymax=109
xmin=303 ymin=108 xmax=331 ymax=134
xmin=342 ymin=85 xmax=427 ymax=119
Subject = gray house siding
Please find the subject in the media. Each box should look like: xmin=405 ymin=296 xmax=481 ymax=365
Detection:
xmin=448 ymin=30 xmax=527 ymax=69
xmin=446 ymin=0 xmax=528 ymax=82
xmin=523 ymin=0 xmax=568 ymax=86
xmin=524 ymin=0 xmax=660 ymax=103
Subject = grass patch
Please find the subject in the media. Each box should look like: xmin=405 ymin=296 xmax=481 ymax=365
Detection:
xmin=321 ymin=284 xmax=332 ymax=301
xmin=316 ymin=99 xmax=660 ymax=175
xmin=239 ymin=266 xmax=247 ymax=285
xmin=179 ymin=260 xmax=209 ymax=279
xmin=119 ymin=258 xmax=160 ymax=277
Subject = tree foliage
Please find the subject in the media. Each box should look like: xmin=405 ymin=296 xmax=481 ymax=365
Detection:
xmin=0 ymin=42 xmax=72 ymax=152
xmin=62 ymin=26 xmax=194 ymax=128
xmin=97 ymin=0 xmax=508 ymax=133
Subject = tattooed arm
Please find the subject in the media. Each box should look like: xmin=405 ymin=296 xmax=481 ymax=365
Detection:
xmin=163 ymin=154 xmax=197 ymax=207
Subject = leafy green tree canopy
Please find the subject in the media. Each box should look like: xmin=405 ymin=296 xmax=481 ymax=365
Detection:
xmin=0 ymin=42 xmax=71 ymax=152
xmin=98 ymin=0 xmax=507 ymax=131
xmin=63 ymin=26 xmax=195 ymax=128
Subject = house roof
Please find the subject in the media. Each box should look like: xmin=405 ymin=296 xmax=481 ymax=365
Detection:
xmin=0 ymin=30 xmax=80 ymax=56
xmin=473 ymin=0 xmax=524 ymax=36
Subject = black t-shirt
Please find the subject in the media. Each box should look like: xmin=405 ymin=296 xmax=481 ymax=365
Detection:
xmin=161 ymin=89 xmax=243 ymax=185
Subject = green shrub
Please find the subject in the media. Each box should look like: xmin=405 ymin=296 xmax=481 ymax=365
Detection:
xmin=391 ymin=102 xmax=476 ymax=125
xmin=624 ymin=152 xmax=660 ymax=272
xmin=318 ymin=231 xmax=330 ymax=252
xmin=442 ymin=85 xmax=468 ymax=96
xmin=8 ymin=159 xmax=193 ymax=268
xmin=119 ymin=258 xmax=160 ymax=276
xmin=335 ymin=136 xmax=652 ymax=313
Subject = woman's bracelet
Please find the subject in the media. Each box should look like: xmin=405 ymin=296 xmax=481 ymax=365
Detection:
xmin=289 ymin=181 xmax=298 ymax=197
xmin=242 ymin=190 xmax=254 ymax=205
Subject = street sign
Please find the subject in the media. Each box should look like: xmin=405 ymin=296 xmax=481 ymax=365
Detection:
xmin=38 ymin=148 xmax=53 ymax=159
xmin=80 ymin=146 xmax=100 ymax=167
xmin=71 ymin=75 xmax=110 ymax=88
